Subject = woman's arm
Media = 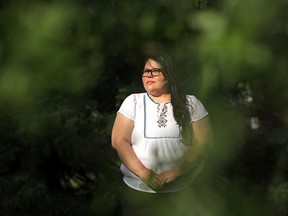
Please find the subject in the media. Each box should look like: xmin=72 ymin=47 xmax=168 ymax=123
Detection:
xmin=111 ymin=113 xmax=166 ymax=189
xmin=159 ymin=115 xmax=213 ymax=183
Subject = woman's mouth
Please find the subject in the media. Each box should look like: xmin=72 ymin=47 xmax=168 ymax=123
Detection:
xmin=146 ymin=81 xmax=155 ymax=84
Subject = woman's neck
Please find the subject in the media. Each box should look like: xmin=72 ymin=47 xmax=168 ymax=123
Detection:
xmin=147 ymin=92 xmax=171 ymax=103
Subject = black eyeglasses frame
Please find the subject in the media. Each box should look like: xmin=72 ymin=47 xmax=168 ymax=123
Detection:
xmin=142 ymin=68 xmax=162 ymax=77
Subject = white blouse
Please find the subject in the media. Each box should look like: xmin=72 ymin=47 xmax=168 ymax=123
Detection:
xmin=118 ymin=93 xmax=208 ymax=193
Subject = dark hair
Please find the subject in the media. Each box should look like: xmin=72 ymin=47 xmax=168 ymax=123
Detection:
xmin=144 ymin=52 xmax=193 ymax=145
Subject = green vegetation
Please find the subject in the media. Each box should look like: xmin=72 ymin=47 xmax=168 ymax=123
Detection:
xmin=0 ymin=0 xmax=287 ymax=215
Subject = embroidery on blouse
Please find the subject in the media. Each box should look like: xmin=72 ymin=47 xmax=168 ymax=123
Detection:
xmin=157 ymin=103 xmax=168 ymax=127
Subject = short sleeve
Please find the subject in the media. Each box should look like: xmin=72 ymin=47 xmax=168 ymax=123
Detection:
xmin=117 ymin=94 xmax=136 ymax=121
xmin=187 ymin=95 xmax=208 ymax=122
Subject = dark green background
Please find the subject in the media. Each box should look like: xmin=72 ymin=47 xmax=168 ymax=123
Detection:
xmin=0 ymin=0 xmax=287 ymax=215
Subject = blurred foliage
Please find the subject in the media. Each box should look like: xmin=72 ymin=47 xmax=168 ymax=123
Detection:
xmin=0 ymin=0 xmax=287 ymax=215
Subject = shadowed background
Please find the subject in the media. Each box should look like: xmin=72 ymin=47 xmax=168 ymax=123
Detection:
xmin=0 ymin=0 xmax=287 ymax=215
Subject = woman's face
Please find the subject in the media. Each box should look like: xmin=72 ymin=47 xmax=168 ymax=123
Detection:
xmin=142 ymin=59 xmax=169 ymax=96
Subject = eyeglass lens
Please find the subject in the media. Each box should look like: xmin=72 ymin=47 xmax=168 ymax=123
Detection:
xmin=142 ymin=68 xmax=161 ymax=77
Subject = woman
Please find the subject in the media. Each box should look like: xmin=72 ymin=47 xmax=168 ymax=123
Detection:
xmin=111 ymin=53 xmax=212 ymax=215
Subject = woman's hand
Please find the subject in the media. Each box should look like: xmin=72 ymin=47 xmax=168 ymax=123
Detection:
xmin=158 ymin=167 xmax=180 ymax=184
xmin=138 ymin=168 xmax=167 ymax=190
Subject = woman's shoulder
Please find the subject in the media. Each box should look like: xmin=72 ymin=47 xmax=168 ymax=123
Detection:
xmin=185 ymin=94 xmax=208 ymax=119
xmin=122 ymin=93 xmax=146 ymax=103
xmin=125 ymin=92 xmax=146 ymax=99
xmin=185 ymin=94 xmax=198 ymax=102
xmin=185 ymin=94 xmax=207 ymax=110
xmin=132 ymin=92 xmax=146 ymax=97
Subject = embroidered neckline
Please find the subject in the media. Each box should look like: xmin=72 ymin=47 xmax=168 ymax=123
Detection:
xmin=157 ymin=103 xmax=168 ymax=128
xmin=146 ymin=93 xmax=170 ymax=128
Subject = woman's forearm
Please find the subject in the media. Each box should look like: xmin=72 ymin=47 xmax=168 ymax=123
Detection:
xmin=177 ymin=116 xmax=213 ymax=175
xmin=165 ymin=116 xmax=213 ymax=180
xmin=112 ymin=140 xmax=147 ymax=177
xmin=174 ymin=143 xmax=206 ymax=176
xmin=113 ymin=141 xmax=166 ymax=190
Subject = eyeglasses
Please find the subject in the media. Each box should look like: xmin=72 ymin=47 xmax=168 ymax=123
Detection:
xmin=142 ymin=68 xmax=162 ymax=77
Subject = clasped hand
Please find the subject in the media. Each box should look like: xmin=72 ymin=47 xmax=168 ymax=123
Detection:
xmin=138 ymin=168 xmax=179 ymax=191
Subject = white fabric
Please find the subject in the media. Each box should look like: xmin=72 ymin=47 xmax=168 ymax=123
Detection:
xmin=118 ymin=93 xmax=208 ymax=193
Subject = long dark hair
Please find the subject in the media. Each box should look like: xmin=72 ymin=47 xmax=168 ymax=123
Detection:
xmin=143 ymin=52 xmax=193 ymax=145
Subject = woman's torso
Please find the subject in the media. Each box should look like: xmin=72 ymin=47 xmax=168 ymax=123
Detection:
xmin=118 ymin=93 xmax=207 ymax=193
